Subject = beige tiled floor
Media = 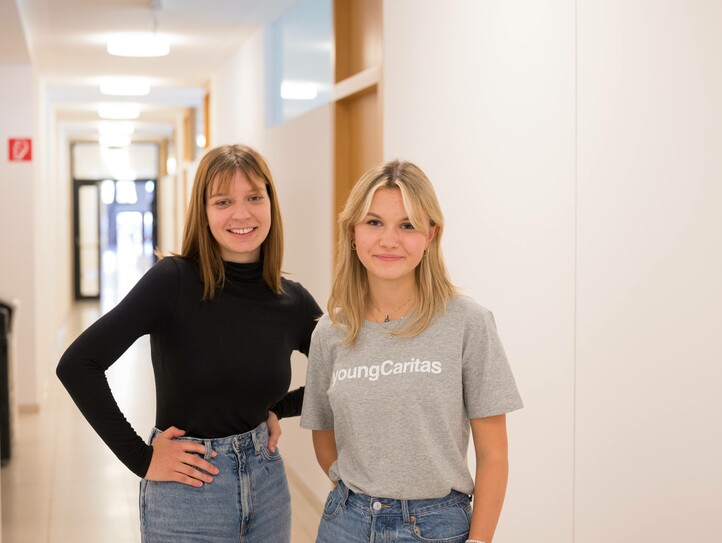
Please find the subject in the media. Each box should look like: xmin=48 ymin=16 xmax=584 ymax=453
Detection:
xmin=1 ymin=241 xmax=320 ymax=542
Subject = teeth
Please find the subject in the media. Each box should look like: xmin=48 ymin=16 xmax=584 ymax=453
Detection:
xmin=229 ymin=227 xmax=254 ymax=235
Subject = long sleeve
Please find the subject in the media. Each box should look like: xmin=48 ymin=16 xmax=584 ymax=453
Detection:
xmin=56 ymin=258 xmax=178 ymax=477
xmin=269 ymin=387 xmax=304 ymax=419
xmin=269 ymin=283 xmax=322 ymax=420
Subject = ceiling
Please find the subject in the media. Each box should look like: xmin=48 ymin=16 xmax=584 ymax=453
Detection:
xmin=2 ymin=0 xmax=297 ymax=141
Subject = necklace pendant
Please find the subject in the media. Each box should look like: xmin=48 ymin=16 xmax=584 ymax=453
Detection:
xmin=384 ymin=315 xmax=390 ymax=323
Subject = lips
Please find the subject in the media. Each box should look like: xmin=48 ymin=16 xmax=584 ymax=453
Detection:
xmin=375 ymin=254 xmax=404 ymax=262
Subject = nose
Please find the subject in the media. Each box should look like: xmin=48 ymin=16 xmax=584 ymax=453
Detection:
xmin=379 ymin=227 xmax=399 ymax=248
xmin=231 ymin=200 xmax=252 ymax=219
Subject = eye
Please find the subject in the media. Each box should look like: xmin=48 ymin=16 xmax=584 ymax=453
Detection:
xmin=366 ymin=219 xmax=382 ymax=227
xmin=248 ymin=194 xmax=264 ymax=202
xmin=212 ymin=198 xmax=231 ymax=207
xmin=400 ymin=222 xmax=415 ymax=230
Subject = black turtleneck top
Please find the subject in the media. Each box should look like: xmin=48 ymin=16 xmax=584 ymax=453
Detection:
xmin=57 ymin=256 xmax=322 ymax=478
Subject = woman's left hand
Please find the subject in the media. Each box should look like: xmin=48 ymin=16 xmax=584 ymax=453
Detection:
xmin=266 ymin=410 xmax=281 ymax=453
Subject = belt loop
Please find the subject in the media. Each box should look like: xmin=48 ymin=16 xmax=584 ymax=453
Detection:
xmin=401 ymin=499 xmax=411 ymax=523
xmin=203 ymin=439 xmax=212 ymax=461
xmin=338 ymin=480 xmax=350 ymax=506
xmin=251 ymin=423 xmax=264 ymax=455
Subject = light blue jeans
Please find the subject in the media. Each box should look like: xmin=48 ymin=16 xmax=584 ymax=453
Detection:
xmin=316 ymin=480 xmax=472 ymax=543
xmin=140 ymin=423 xmax=291 ymax=543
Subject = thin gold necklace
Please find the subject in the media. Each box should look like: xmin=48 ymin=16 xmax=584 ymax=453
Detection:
xmin=368 ymin=296 xmax=414 ymax=323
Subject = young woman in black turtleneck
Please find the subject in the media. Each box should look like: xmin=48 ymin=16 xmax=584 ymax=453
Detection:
xmin=57 ymin=144 xmax=321 ymax=542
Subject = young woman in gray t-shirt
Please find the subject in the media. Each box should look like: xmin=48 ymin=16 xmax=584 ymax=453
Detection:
xmin=301 ymin=160 xmax=523 ymax=543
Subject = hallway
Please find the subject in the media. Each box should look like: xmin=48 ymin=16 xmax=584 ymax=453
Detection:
xmin=1 ymin=245 xmax=321 ymax=542
xmin=2 ymin=1 xmax=722 ymax=542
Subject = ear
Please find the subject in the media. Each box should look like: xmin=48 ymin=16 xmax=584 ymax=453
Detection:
xmin=425 ymin=225 xmax=438 ymax=248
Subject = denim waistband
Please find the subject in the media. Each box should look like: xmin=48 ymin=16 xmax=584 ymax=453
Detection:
xmin=148 ymin=422 xmax=269 ymax=460
xmin=336 ymin=480 xmax=470 ymax=520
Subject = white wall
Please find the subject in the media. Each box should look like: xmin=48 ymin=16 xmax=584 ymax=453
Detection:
xmin=260 ymin=104 xmax=334 ymax=504
xmin=51 ymin=119 xmax=72 ymax=368
xmin=575 ymin=1 xmax=722 ymax=541
xmin=210 ymin=27 xmax=334 ymax=505
xmin=210 ymin=30 xmax=266 ymax=149
xmin=37 ymin=101 xmax=71 ymax=404
xmin=385 ymin=1 xmax=721 ymax=542
xmin=0 ymin=64 xmax=38 ymax=408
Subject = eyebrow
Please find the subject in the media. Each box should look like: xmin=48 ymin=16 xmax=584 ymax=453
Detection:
xmin=365 ymin=211 xmax=411 ymax=221
xmin=208 ymin=186 xmax=263 ymax=199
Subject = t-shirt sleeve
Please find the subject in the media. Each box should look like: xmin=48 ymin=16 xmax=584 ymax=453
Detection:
xmin=300 ymin=317 xmax=335 ymax=430
xmin=268 ymin=284 xmax=323 ymax=420
xmin=462 ymin=306 xmax=523 ymax=419
xmin=56 ymin=257 xmax=179 ymax=477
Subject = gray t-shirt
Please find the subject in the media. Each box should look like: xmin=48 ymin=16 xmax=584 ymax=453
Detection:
xmin=301 ymin=296 xmax=523 ymax=499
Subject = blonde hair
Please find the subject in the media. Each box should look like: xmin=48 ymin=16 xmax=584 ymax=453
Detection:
xmin=180 ymin=144 xmax=284 ymax=298
xmin=329 ymin=160 xmax=457 ymax=343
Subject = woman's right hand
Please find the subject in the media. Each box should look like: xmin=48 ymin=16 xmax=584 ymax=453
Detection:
xmin=145 ymin=426 xmax=219 ymax=487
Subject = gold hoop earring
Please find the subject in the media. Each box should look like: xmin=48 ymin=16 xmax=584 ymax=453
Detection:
xmin=423 ymin=248 xmax=429 ymax=257
xmin=351 ymin=241 xmax=357 ymax=251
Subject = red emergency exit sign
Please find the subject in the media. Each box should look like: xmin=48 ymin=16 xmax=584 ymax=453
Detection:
xmin=8 ymin=138 xmax=32 ymax=162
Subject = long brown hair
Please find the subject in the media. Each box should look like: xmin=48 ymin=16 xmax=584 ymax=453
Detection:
xmin=180 ymin=144 xmax=284 ymax=298
xmin=329 ymin=160 xmax=457 ymax=343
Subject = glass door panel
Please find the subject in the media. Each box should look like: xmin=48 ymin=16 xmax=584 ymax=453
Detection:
xmin=73 ymin=181 xmax=101 ymax=300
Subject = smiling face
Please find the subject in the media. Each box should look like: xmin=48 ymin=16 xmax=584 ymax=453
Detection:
xmin=353 ymin=187 xmax=436 ymax=288
xmin=205 ymin=169 xmax=271 ymax=263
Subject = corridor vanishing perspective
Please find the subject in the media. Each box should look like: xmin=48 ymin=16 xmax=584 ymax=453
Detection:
xmin=3 ymin=1 xmax=722 ymax=542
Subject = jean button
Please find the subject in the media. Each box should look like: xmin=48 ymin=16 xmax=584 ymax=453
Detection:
xmin=372 ymin=501 xmax=382 ymax=511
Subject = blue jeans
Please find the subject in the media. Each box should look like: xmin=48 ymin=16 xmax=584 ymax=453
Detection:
xmin=139 ymin=423 xmax=291 ymax=543
xmin=316 ymin=480 xmax=472 ymax=543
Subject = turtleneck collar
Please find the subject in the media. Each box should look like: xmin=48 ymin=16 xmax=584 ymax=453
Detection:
xmin=223 ymin=258 xmax=264 ymax=284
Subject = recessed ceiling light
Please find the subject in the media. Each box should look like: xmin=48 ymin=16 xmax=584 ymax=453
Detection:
xmin=100 ymin=78 xmax=151 ymax=96
xmin=98 ymin=103 xmax=141 ymax=120
xmin=107 ymin=33 xmax=170 ymax=57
